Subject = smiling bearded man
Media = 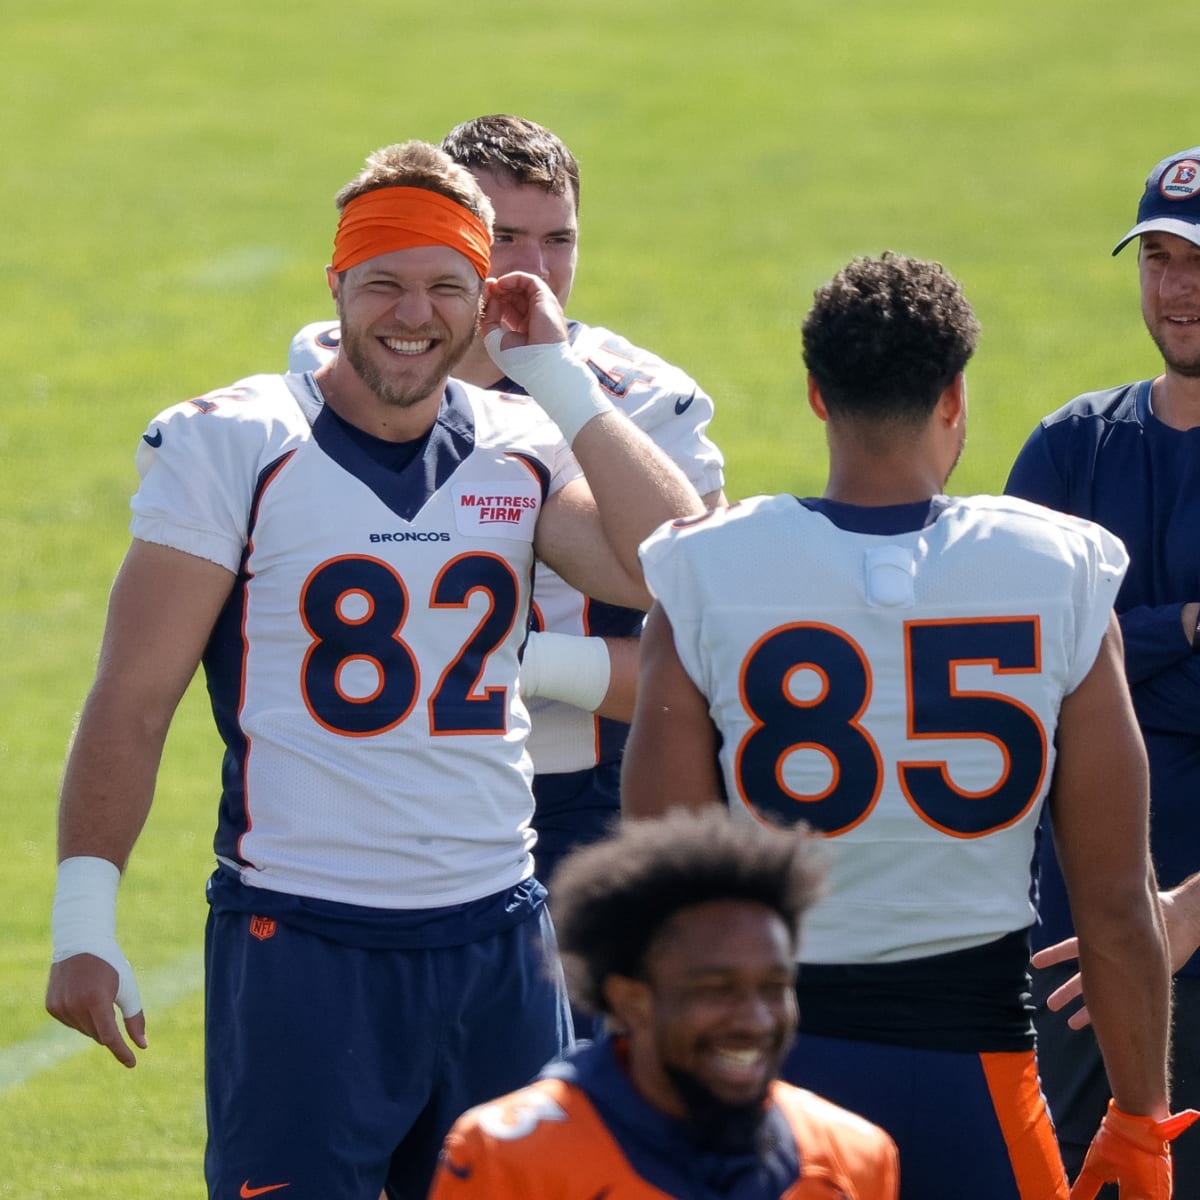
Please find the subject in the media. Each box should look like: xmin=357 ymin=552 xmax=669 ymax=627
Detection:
xmin=427 ymin=807 xmax=898 ymax=1200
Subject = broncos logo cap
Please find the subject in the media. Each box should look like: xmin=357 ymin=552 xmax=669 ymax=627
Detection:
xmin=1113 ymin=146 xmax=1200 ymax=255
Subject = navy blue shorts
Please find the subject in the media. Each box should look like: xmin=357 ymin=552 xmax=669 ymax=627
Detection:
xmin=783 ymin=1032 xmax=1068 ymax=1199
xmin=530 ymin=761 xmax=621 ymax=889
xmin=530 ymin=761 xmax=620 ymax=1043
xmin=203 ymin=897 xmax=570 ymax=1200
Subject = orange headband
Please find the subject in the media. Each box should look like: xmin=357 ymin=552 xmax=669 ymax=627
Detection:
xmin=331 ymin=186 xmax=491 ymax=278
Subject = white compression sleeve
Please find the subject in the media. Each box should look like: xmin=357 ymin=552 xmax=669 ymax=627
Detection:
xmin=484 ymin=331 xmax=615 ymax=444
xmin=51 ymin=855 xmax=143 ymax=1018
xmin=519 ymin=631 xmax=612 ymax=713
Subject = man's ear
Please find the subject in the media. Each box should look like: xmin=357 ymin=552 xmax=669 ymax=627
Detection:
xmin=937 ymin=371 xmax=966 ymax=428
xmin=326 ymin=265 xmax=341 ymax=303
xmin=807 ymin=375 xmax=829 ymax=422
xmin=603 ymin=974 xmax=652 ymax=1032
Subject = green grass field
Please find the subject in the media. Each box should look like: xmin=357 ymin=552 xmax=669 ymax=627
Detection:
xmin=1 ymin=0 xmax=1192 ymax=1193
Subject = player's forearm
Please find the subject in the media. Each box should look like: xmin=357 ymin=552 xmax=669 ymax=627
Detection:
xmin=570 ymin=412 xmax=703 ymax=587
xmin=57 ymin=683 xmax=169 ymax=866
xmin=50 ymin=689 xmax=176 ymax=1062
xmin=592 ymin=636 xmax=639 ymax=721
xmin=1076 ymin=883 xmax=1172 ymax=1119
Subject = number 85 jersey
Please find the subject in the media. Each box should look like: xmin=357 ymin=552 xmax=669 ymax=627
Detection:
xmin=639 ymin=493 xmax=1128 ymax=964
xmin=130 ymin=372 xmax=580 ymax=910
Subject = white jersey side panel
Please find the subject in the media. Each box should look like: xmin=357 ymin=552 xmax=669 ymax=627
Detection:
xmin=640 ymin=494 xmax=1128 ymax=964
xmin=131 ymin=371 xmax=579 ymax=909
xmin=525 ymin=322 xmax=724 ymax=772
xmin=287 ymin=318 xmax=727 ymax=775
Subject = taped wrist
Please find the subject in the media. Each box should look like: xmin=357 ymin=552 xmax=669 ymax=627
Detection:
xmin=51 ymin=855 xmax=142 ymax=1017
xmin=520 ymin=631 xmax=612 ymax=712
xmin=484 ymin=330 xmax=615 ymax=444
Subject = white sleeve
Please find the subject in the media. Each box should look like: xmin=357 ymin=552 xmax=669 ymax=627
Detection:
xmin=628 ymin=378 xmax=724 ymax=498
xmin=638 ymin=516 xmax=683 ymax=604
xmin=287 ymin=321 xmax=340 ymax=373
xmin=1065 ymin=518 xmax=1130 ymax=691
xmin=129 ymin=388 xmax=271 ymax=572
xmin=547 ymin=440 xmax=584 ymax=496
xmin=572 ymin=326 xmax=725 ymax=497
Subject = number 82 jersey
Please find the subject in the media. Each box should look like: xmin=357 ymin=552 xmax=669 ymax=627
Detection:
xmin=131 ymin=371 xmax=580 ymax=910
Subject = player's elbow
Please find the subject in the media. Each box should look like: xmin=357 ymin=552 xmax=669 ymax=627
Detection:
xmin=1072 ymin=874 xmax=1164 ymax=960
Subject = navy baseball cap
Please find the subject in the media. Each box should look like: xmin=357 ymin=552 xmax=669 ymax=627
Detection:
xmin=1113 ymin=147 xmax=1200 ymax=255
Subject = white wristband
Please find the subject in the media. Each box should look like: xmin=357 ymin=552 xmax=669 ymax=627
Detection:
xmin=51 ymin=855 xmax=142 ymax=1018
xmin=520 ymin=631 xmax=612 ymax=712
xmin=485 ymin=330 xmax=616 ymax=444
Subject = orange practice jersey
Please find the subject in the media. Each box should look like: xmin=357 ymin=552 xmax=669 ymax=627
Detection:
xmin=429 ymin=1075 xmax=898 ymax=1199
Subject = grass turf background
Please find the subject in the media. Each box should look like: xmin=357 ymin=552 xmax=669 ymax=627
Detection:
xmin=1 ymin=0 xmax=1191 ymax=1193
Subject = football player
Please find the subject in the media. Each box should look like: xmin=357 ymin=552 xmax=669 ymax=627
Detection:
xmin=622 ymin=252 xmax=1194 ymax=1198
xmin=429 ymin=807 xmax=898 ymax=1199
xmin=1007 ymin=144 xmax=1200 ymax=1193
xmin=46 ymin=140 xmax=703 ymax=1200
xmin=290 ymin=116 xmax=726 ymax=930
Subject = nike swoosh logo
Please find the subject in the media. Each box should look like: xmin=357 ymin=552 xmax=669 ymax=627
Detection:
xmin=142 ymin=429 xmax=163 ymax=447
xmin=674 ymin=394 xmax=695 ymax=415
xmin=443 ymin=1158 xmax=472 ymax=1180
xmin=240 ymin=1184 xmax=289 ymax=1198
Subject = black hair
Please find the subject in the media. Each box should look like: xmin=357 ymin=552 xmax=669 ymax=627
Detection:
xmin=551 ymin=807 xmax=823 ymax=1016
xmin=801 ymin=252 xmax=979 ymax=424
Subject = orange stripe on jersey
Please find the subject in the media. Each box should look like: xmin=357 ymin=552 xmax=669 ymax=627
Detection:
xmin=237 ymin=449 xmax=298 ymax=863
xmin=980 ymin=1050 xmax=1069 ymax=1199
xmin=581 ymin=595 xmax=602 ymax=763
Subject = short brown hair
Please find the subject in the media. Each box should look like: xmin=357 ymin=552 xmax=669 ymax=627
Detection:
xmin=441 ymin=115 xmax=580 ymax=213
xmin=334 ymin=140 xmax=495 ymax=231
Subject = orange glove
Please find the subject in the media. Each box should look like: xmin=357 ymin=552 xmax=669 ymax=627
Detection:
xmin=1071 ymin=1100 xmax=1200 ymax=1199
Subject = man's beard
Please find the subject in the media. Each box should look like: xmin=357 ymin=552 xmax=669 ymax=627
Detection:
xmin=662 ymin=1063 xmax=776 ymax=1156
xmin=1149 ymin=326 xmax=1200 ymax=379
xmin=339 ymin=320 xmax=477 ymax=408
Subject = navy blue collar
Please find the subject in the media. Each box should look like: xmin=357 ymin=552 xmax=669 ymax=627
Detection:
xmin=800 ymin=494 xmax=951 ymax=535
xmin=306 ymin=376 xmax=476 ymax=522
xmin=544 ymin=1036 xmax=800 ymax=1198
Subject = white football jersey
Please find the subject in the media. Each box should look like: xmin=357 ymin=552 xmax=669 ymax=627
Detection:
xmin=131 ymin=371 xmax=580 ymax=909
xmin=640 ymin=494 xmax=1128 ymax=964
xmin=288 ymin=318 xmax=725 ymax=774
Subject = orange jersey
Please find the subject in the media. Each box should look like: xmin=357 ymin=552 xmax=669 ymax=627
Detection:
xmin=429 ymin=1075 xmax=898 ymax=1199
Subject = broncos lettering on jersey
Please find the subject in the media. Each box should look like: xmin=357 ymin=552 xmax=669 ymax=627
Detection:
xmin=287 ymin=318 xmax=725 ymax=773
xmin=131 ymin=370 xmax=580 ymax=909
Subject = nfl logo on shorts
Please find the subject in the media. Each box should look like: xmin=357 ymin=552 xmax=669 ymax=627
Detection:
xmin=249 ymin=915 xmax=277 ymax=942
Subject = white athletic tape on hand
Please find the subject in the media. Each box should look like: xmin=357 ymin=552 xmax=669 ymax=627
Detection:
xmin=51 ymin=856 xmax=143 ymax=1019
xmin=484 ymin=330 xmax=615 ymax=444
xmin=520 ymin=630 xmax=612 ymax=713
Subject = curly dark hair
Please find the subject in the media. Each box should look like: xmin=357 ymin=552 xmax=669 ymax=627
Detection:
xmin=441 ymin=114 xmax=581 ymax=213
xmin=801 ymin=252 xmax=980 ymax=424
xmin=550 ymin=807 xmax=824 ymax=1016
